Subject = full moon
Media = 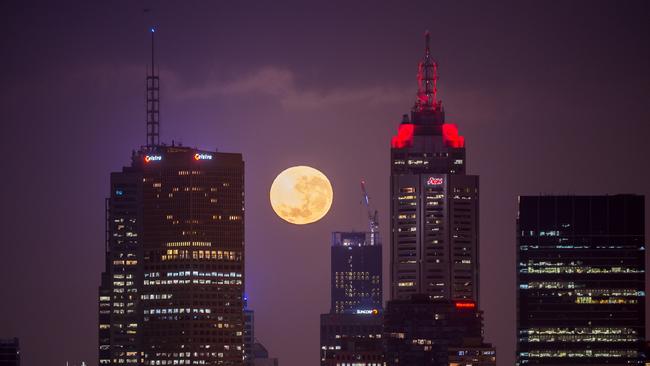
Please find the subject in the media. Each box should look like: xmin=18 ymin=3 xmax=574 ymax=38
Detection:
xmin=270 ymin=166 xmax=333 ymax=225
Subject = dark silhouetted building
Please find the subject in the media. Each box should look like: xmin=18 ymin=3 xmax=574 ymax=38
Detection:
xmin=98 ymin=30 xmax=245 ymax=366
xmin=331 ymin=232 xmax=382 ymax=314
xmin=389 ymin=32 xmax=479 ymax=303
xmin=0 ymin=338 xmax=20 ymax=366
xmin=384 ymin=296 xmax=494 ymax=366
xmin=448 ymin=346 xmax=496 ymax=366
xmin=244 ymin=297 xmax=254 ymax=366
xmin=320 ymin=312 xmax=384 ymax=366
xmin=517 ymin=195 xmax=645 ymax=365
xmin=320 ymin=231 xmax=384 ymax=365
xmin=251 ymin=343 xmax=279 ymax=366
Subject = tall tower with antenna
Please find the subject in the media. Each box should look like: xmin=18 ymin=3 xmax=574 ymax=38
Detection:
xmin=389 ymin=31 xmax=478 ymax=302
xmin=99 ymin=29 xmax=246 ymax=366
xmin=146 ymin=27 xmax=160 ymax=148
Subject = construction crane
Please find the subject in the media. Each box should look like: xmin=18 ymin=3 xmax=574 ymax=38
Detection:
xmin=361 ymin=179 xmax=380 ymax=246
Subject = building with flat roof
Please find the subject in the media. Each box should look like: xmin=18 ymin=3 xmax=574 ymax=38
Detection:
xmin=0 ymin=338 xmax=20 ymax=366
xmin=516 ymin=195 xmax=645 ymax=365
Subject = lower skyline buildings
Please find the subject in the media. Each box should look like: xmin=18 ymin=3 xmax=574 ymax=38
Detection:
xmin=383 ymin=296 xmax=495 ymax=366
xmin=516 ymin=195 xmax=645 ymax=365
xmin=0 ymin=338 xmax=20 ymax=366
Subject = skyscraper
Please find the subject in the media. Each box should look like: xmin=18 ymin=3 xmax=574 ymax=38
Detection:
xmin=384 ymin=296 xmax=495 ymax=366
xmin=244 ymin=297 xmax=254 ymax=366
xmin=390 ymin=32 xmax=479 ymax=303
xmin=330 ymin=232 xmax=382 ymax=314
xmin=320 ymin=231 xmax=384 ymax=365
xmin=0 ymin=338 xmax=20 ymax=366
xmin=516 ymin=195 xmax=646 ymax=365
xmin=98 ymin=30 xmax=245 ymax=366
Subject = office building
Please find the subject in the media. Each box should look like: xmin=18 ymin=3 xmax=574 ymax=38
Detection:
xmin=320 ymin=312 xmax=384 ymax=366
xmin=331 ymin=232 xmax=382 ymax=314
xmin=0 ymin=338 xmax=20 ymax=366
xmin=244 ymin=298 xmax=254 ymax=366
xmin=448 ymin=346 xmax=496 ymax=366
xmin=98 ymin=29 xmax=245 ymax=366
xmin=390 ymin=32 xmax=479 ymax=302
xmin=517 ymin=195 xmax=645 ymax=365
xmin=251 ymin=343 xmax=279 ymax=366
xmin=384 ymin=296 xmax=495 ymax=366
xmin=321 ymin=229 xmax=383 ymax=364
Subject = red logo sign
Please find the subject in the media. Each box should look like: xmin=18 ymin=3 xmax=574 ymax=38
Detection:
xmin=454 ymin=301 xmax=476 ymax=309
xmin=427 ymin=177 xmax=443 ymax=185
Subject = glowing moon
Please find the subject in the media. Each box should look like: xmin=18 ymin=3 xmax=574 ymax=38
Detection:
xmin=270 ymin=166 xmax=333 ymax=225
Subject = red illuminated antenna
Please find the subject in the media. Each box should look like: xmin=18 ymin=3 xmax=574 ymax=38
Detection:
xmin=415 ymin=30 xmax=440 ymax=111
xmin=146 ymin=27 xmax=160 ymax=147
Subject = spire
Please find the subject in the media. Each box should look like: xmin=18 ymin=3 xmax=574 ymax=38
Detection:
xmin=414 ymin=30 xmax=440 ymax=112
xmin=146 ymin=27 xmax=160 ymax=148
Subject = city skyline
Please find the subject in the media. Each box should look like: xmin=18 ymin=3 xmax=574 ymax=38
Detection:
xmin=1 ymin=1 xmax=650 ymax=366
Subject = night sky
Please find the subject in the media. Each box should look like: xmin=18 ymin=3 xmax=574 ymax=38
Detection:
xmin=1 ymin=1 xmax=649 ymax=365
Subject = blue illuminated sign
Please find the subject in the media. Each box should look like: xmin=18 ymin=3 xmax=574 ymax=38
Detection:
xmin=144 ymin=155 xmax=162 ymax=163
xmin=194 ymin=153 xmax=212 ymax=161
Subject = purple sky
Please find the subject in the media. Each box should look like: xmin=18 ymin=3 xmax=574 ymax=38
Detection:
xmin=1 ymin=1 xmax=649 ymax=365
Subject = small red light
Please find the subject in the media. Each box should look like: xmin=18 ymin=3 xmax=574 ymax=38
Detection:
xmin=454 ymin=301 xmax=476 ymax=309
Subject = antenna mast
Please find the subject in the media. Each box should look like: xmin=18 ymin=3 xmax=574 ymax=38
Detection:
xmin=361 ymin=180 xmax=380 ymax=245
xmin=146 ymin=27 xmax=160 ymax=147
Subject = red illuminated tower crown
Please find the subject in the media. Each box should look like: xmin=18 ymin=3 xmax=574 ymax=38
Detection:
xmin=414 ymin=31 xmax=441 ymax=113
xmin=391 ymin=31 xmax=464 ymax=149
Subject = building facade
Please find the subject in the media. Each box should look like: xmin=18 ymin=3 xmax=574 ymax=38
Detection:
xmin=331 ymin=232 xmax=382 ymax=314
xmin=516 ymin=195 xmax=646 ymax=365
xmin=99 ymin=147 xmax=245 ymax=366
xmin=320 ymin=231 xmax=384 ymax=365
xmin=0 ymin=338 xmax=20 ymax=366
xmin=98 ymin=30 xmax=245 ymax=366
xmin=390 ymin=32 xmax=479 ymax=303
xmin=244 ymin=299 xmax=254 ymax=366
xmin=384 ymin=296 xmax=494 ymax=366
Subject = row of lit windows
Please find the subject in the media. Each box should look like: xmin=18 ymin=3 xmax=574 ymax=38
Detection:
xmin=113 ymin=260 xmax=138 ymax=266
xmin=522 ymin=288 xmax=644 ymax=297
xmin=146 ymin=271 xmax=241 ymax=278
xmin=161 ymin=250 xmax=242 ymax=261
xmin=143 ymin=279 xmax=242 ymax=286
xmin=522 ymin=334 xmax=639 ymax=343
xmin=144 ymin=308 xmax=212 ymax=315
xmin=520 ymin=266 xmax=643 ymax=274
xmin=524 ymin=327 xmax=638 ymax=335
xmin=521 ymin=349 xmax=639 ymax=358
xmin=520 ymin=245 xmax=638 ymax=250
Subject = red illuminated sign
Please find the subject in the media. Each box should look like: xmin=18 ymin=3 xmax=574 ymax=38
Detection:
xmin=454 ymin=301 xmax=476 ymax=309
xmin=427 ymin=177 xmax=443 ymax=185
